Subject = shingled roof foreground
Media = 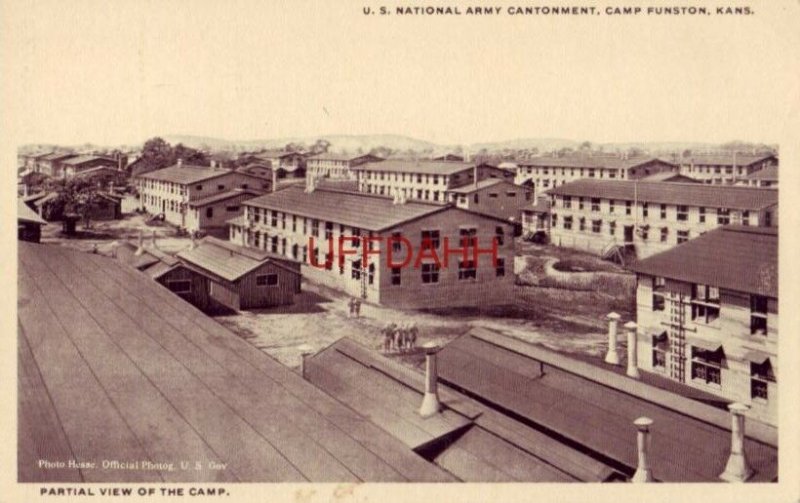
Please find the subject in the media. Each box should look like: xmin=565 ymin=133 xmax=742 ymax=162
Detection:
xmin=631 ymin=225 xmax=777 ymax=298
xmin=547 ymin=179 xmax=778 ymax=210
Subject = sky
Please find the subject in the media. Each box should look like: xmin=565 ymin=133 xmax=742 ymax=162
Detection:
xmin=3 ymin=0 xmax=800 ymax=147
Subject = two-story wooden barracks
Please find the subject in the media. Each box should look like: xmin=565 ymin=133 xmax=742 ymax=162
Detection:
xmin=546 ymin=179 xmax=778 ymax=259
xmin=631 ymin=226 xmax=777 ymax=425
xmin=227 ymin=185 xmax=516 ymax=309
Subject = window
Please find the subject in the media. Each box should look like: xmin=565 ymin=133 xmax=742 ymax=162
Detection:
xmin=591 ymin=198 xmax=600 ymax=212
xmin=691 ymin=347 xmax=722 ymax=386
xmin=271 ymin=236 xmax=279 ymax=253
xmin=458 ymin=260 xmax=477 ymax=280
xmin=311 ymin=219 xmax=320 ymax=237
xmin=750 ymin=295 xmax=769 ymax=335
xmin=473 ymin=194 xmax=480 ymax=204
xmin=391 ymin=231 xmax=403 ymax=252
xmin=391 ymin=267 xmax=401 ymax=285
xmin=591 ymin=220 xmax=602 ymax=233
xmin=750 ymin=360 xmax=775 ymax=401
xmin=196 ymin=185 xmax=203 ymax=191
xmin=256 ymin=274 xmax=278 ymax=287
xmin=217 ymin=184 xmax=225 ymax=190
xmin=270 ymin=211 xmax=278 ymax=227
xmin=578 ymin=197 xmax=585 ymax=210
xmin=292 ymin=215 xmax=297 ymax=232
xmin=742 ymin=210 xmax=750 ymax=226
xmin=421 ymin=262 xmax=440 ymax=284
xmin=459 ymin=227 xmax=478 ymax=248
xmin=325 ymin=221 xmax=333 ymax=240
xmin=563 ymin=196 xmax=572 ymax=209
xmin=367 ymin=263 xmax=375 ymax=285
xmin=609 ymin=199 xmax=615 ymax=213
xmin=206 ymin=207 xmax=213 ymax=218
xmin=226 ymin=205 xmax=240 ymax=212
xmin=625 ymin=201 xmax=632 ymax=215
xmin=489 ymin=192 xmax=499 ymax=198
xmin=698 ymin=207 xmax=706 ymax=223
xmin=563 ymin=216 xmax=573 ymax=230
xmin=495 ymin=226 xmax=505 ymax=246
xmin=677 ymin=205 xmax=688 ymax=221
xmin=351 ymin=259 xmax=361 ymax=280
xmin=652 ymin=276 xmax=665 ymax=311
xmin=677 ymin=230 xmax=689 ymax=244
xmin=691 ymin=284 xmax=720 ymax=324
xmin=717 ymin=208 xmax=730 ymax=225
xmin=496 ymin=258 xmax=505 ymax=277
xmin=551 ymin=214 xmax=558 ymax=227
xmin=166 ymin=280 xmax=191 ymax=294
xmin=660 ymin=227 xmax=668 ymax=242
xmin=660 ymin=204 xmax=667 ymax=219
xmin=642 ymin=203 xmax=649 ymax=218
xmin=506 ymin=191 xmax=516 ymax=197
xmin=609 ymin=221 xmax=616 ymax=236
xmin=421 ymin=229 xmax=440 ymax=249
xmin=652 ymin=332 xmax=668 ymax=370
xmin=579 ymin=218 xmax=586 ymax=232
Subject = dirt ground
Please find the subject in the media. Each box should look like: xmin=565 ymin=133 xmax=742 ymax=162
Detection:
xmin=36 ymin=204 xmax=636 ymax=372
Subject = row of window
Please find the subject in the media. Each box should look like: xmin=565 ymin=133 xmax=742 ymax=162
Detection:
xmin=651 ymin=279 xmax=771 ymax=333
xmin=559 ymin=197 xmax=748 ymax=225
xmin=650 ymin=334 xmax=775 ymax=400
xmin=362 ymin=171 xmax=447 ymax=185
xmin=519 ymin=166 xmax=630 ymax=178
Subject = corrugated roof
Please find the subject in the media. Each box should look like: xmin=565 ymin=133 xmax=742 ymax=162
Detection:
xmin=547 ymin=179 xmax=778 ymax=210
xmin=242 ymin=186 xmax=447 ymax=231
xmin=630 ymin=226 xmax=777 ymax=297
xmin=177 ymin=236 xmax=298 ymax=282
xmin=136 ymin=164 xmax=233 ymax=184
xmin=352 ymin=159 xmax=476 ymax=175
xmin=18 ymin=242 xmax=451 ymax=482
xmin=640 ymin=172 xmax=698 ymax=183
xmin=187 ymin=188 xmax=262 ymax=208
xmin=18 ymin=200 xmax=47 ymax=225
xmin=685 ymin=154 xmax=776 ymax=167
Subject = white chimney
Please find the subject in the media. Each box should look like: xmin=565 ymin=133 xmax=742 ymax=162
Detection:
xmin=210 ymin=160 xmax=216 ymax=168
xmin=625 ymin=321 xmax=640 ymax=379
xmin=298 ymin=344 xmax=314 ymax=379
xmin=720 ymin=403 xmax=754 ymax=482
xmin=418 ymin=342 xmax=442 ymax=418
xmin=305 ymin=174 xmax=317 ymax=193
xmin=151 ymin=230 xmax=159 ymax=250
xmin=134 ymin=231 xmax=145 ymax=256
xmin=189 ymin=232 xmax=197 ymax=250
xmin=177 ymin=158 xmax=183 ymax=167
xmin=604 ymin=312 xmax=621 ymax=365
xmin=632 ymin=417 xmax=654 ymax=482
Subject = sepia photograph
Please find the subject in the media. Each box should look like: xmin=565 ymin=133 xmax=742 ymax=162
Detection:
xmin=3 ymin=0 xmax=799 ymax=501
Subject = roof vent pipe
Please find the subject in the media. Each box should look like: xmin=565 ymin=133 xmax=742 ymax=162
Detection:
xmin=418 ymin=342 xmax=442 ymax=418
xmin=720 ymin=403 xmax=754 ymax=482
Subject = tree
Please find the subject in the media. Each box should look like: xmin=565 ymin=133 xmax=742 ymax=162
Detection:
xmin=47 ymin=178 xmax=104 ymax=229
xmin=135 ymin=137 xmax=174 ymax=176
xmin=310 ymin=139 xmax=331 ymax=155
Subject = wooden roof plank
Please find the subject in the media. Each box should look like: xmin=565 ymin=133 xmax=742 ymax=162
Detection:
xmin=17 ymin=328 xmax=83 ymax=483
xmin=451 ymin=427 xmax=575 ymax=482
xmin=80 ymin=250 xmax=454 ymax=482
xmin=21 ymin=248 xmax=300 ymax=482
xmin=47 ymin=248 xmax=354 ymax=483
xmin=17 ymin=265 xmax=161 ymax=483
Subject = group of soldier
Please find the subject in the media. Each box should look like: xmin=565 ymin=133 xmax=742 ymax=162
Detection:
xmin=347 ymin=297 xmax=362 ymax=317
xmin=380 ymin=322 xmax=419 ymax=353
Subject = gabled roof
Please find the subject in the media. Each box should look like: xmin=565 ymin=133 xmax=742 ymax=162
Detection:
xmin=242 ymin=186 xmax=448 ymax=231
xmin=39 ymin=152 xmax=78 ymax=162
xmin=17 ymin=200 xmax=47 ymax=225
xmin=352 ymin=159 xmax=477 ymax=175
xmin=18 ymin=242 xmax=452 ymax=482
xmin=435 ymin=328 xmax=777 ymax=482
xmin=446 ymin=179 xmax=520 ymax=194
xmin=177 ymin=236 xmax=299 ymax=282
xmin=61 ymin=155 xmax=116 ymax=166
xmin=640 ymin=172 xmax=699 ymax=183
xmin=187 ymin=188 xmax=263 ymax=208
xmin=684 ymin=153 xmax=777 ymax=167
xmin=744 ymin=165 xmax=778 ymax=181
xmin=630 ymin=225 xmax=777 ymax=297
xmin=547 ymin=179 xmax=778 ymax=210
xmin=516 ymin=156 xmax=675 ymax=170
xmin=136 ymin=164 xmax=234 ymax=184
xmin=307 ymin=152 xmax=382 ymax=162
xmin=72 ymin=165 xmax=125 ymax=178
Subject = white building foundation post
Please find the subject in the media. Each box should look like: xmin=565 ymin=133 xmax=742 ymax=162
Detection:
xmin=632 ymin=417 xmax=654 ymax=482
xmin=625 ymin=321 xmax=640 ymax=379
xmin=605 ymin=312 xmax=621 ymax=365
xmin=720 ymin=403 xmax=754 ymax=482
xmin=419 ymin=342 xmax=442 ymax=418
